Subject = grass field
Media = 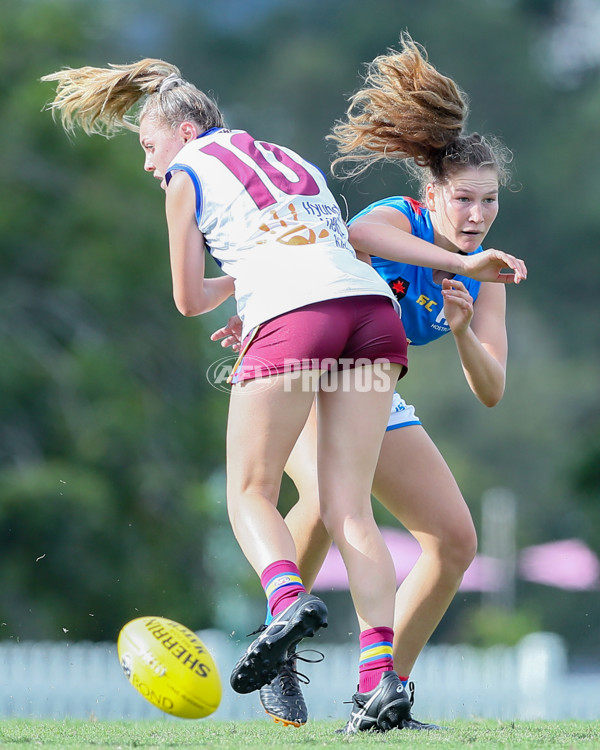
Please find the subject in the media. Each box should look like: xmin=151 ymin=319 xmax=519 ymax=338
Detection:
xmin=0 ymin=719 xmax=599 ymax=750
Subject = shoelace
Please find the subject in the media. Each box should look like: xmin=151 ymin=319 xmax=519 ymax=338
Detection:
xmin=278 ymin=648 xmax=324 ymax=693
xmin=246 ymin=622 xmax=325 ymax=692
xmin=278 ymin=659 xmax=305 ymax=696
xmin=245 ymin=624 xmax=267 ymax=637
xmin=407 ymin=680 xmax=415 ymax=708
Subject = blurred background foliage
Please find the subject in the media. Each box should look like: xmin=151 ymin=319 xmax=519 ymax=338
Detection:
xmin=1 ymin=0 xmax=599 ymax=661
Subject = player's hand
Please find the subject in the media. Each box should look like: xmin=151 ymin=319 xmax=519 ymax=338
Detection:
xmin=461 ymin=249 xmax=527 ymax=284
xmin=441 ymin=278 xmax=474 ymax=336
xmin=211 ymin=314 xmax=242 ymax=352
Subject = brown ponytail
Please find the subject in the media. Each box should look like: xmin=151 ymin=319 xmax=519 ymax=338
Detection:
xmin=330 ymin=33 xmax=511 ymax=188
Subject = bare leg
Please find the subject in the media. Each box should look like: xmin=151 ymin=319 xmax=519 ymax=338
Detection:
xmin=285 ymin=414 xmax=476 ymax=676
xmin=316 ymin=365 xmax=401 ymax=630
xmin=226 ymin=372 xmax=319 ymax=575
xmin=284 ymin=402 xmax=331 ymax=591
xmin=372 ymin=425 xmax=477 ymax=676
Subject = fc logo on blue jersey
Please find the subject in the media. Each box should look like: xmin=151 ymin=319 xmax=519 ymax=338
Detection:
xmin=388 ymin=276 xmax=410 ymax=301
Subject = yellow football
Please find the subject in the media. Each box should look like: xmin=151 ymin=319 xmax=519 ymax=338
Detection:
xmin=117 ymin=616 xmax=222 ymax=719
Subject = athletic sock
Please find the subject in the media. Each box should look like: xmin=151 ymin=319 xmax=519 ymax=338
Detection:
xmin=358 ymin=626 xmax=394 ymax=693
xmin=263 ymin=601 xmax=273 ymax=627
xmin=260 ymin=560 xmax=306 ymax=619
xmin=399 ymin=675 xmax=409 ymax=688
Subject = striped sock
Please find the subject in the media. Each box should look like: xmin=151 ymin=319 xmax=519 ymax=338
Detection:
xmin=264 ymin=601 xmax=273 ymax=627
xmin=358 ymin=626 xmax=394 ymax=693
xmin=399 ymin=675 xmax=409 ymax=687
xmin=260 ymin=560 xmax=306 ymax=619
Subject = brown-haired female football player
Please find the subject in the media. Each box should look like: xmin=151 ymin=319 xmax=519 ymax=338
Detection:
xmin=212 ymin=32 xmax=526 ymax=733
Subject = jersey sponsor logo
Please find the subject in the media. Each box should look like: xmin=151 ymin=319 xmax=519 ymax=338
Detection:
xmin=418 ymin=296 xmax=449 ymax=333
xmin=388 ymin=276 xmax=410 ymax=300
xmin=435 ymin=308 xmax=449 ymax=326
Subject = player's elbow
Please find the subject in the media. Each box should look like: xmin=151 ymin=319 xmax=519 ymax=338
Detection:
xmin=174 ymin=295 xmax=203 ymax=317
xmin=348 ymin=221 xmax=372 ymax=254
xmin=173 ymin=284 xmax=208 ymax=317
xmin=479 ymin=383 xmax=505 ymax=408
xmin=482 ymin=394 xmax=502 ymax=408
xmin=177 ymin=306 xmax=200 ymax=317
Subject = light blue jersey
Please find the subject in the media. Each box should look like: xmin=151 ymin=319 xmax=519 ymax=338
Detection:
xmin=349 ymin=196 xmax=484 ymax=429
xmin=350 ymin=196 xmax=483 ymax=346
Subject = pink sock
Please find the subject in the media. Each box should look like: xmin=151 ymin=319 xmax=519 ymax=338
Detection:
xmin=358 ymin=626 xmax=394 ymax=693
xmin=260 ymin=560 xmax=306 ymax=618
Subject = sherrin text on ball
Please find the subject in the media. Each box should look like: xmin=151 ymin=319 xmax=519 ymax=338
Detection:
xmin=117 ymin=616 xmax=221 ymax=719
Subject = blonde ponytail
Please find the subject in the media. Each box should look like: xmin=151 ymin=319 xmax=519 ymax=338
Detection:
xmin=41 ymin=59 xmax=181 ymax=136
xmin=42 ymin=58 xmax=224 ymax=137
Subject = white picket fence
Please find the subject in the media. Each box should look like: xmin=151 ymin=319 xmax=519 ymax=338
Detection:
xmin=0 ymin=631 xmax=598 ymax=722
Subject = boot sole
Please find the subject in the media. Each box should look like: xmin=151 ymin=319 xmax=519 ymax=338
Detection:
xmin=231 ymin=601 xmax=327 ymax=693
xmin=267 ymin=711 xmax=306 ymax=728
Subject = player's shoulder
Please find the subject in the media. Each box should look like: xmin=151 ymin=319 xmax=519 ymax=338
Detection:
xmin=352 ymin=196 xmax=428 ymax=227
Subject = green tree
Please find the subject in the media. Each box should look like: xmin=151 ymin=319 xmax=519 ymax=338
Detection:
xmin=1 ymin=0 xmax=242 ymax=640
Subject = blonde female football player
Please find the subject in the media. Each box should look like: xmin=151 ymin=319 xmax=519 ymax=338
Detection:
xmin=213 ymin=33 xmax=527 ymax=733
xmin=42 ymin=58 xmax=413 ymax=733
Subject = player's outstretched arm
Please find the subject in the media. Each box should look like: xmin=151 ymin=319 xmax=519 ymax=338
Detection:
xmin=349 ymin=207 xmax=527 ymax=284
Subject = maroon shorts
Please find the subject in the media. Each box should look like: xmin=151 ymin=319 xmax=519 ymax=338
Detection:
xmin=230 ymin=295 xmax=408 ymax=384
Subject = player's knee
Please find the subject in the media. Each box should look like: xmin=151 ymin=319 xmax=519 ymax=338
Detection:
xmin=319 ymin=506 xmax=368 ymax=541
xmin=318 ymin=506 xmax=338 ymax=537
xmin=226 ymin=478 xmax=280 ymax=517
xmin=439 ymin=522 xmax=478 ymax=574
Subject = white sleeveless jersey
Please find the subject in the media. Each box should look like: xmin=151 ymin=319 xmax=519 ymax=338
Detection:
xmin=165 ymin=128 xmax=398 ymax=339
